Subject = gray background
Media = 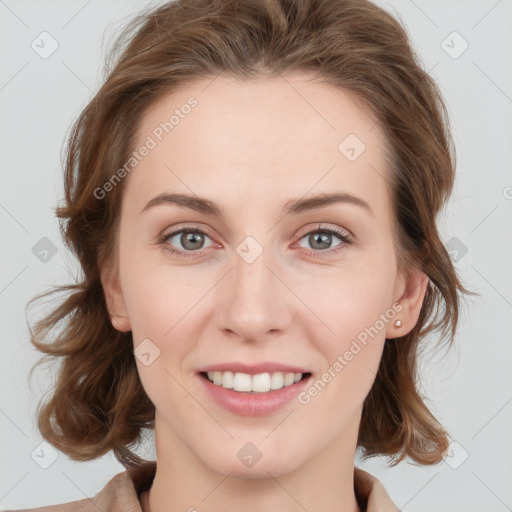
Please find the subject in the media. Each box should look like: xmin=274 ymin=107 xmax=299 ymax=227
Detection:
xmin=1 ymin=0 xmax=511 ymax=510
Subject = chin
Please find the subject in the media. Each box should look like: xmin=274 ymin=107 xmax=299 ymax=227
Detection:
xmin=197 ymin=439 xmax=305 ymax=479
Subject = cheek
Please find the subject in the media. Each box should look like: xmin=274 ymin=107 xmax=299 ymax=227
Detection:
xmin=296 ymin=282 xmax=389 ymax=429
xmin=120 ymin=263 xmax=206 ymax=397
xmin=120 ymin=247 xmax=195 ymax=339
xmin=303 ymin=262 xmax=394 ymax=342
xmin=301 ymin=261 xmax=394 ymax=394
xmin=123 ymin=279 xmax=171 ymax=340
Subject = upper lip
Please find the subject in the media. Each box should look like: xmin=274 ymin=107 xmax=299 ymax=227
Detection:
xmin=196 ymin=362 xmax=311 ymax=375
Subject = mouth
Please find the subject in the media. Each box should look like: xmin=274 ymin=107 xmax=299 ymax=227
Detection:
xmin=197 ymin=369 xmax=313 ymax=416
xmin=199 ymin=371 xmax=312 ymax=393
xmin=195 ymin=362 xmax=313 ymax=415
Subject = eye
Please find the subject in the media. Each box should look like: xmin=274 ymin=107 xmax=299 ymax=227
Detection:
xmin=158 ymin=224 xmax=353 ymax=258
xmin=296 ymin=225 xmax=352 ymax=256
xmin=159 ymin=226 xmax=216 ymax=258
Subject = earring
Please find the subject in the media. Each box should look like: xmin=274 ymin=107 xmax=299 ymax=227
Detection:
xmin=394 ymin=319 xmax=402 ymax=328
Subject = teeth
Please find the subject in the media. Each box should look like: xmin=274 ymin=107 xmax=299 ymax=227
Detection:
xmin=221 ymin=371 xmax=234 ymax=389
xmin=205 ymin=371 xmax=304 ymax=392
xmin=233 ymin=372 xmax=252 ymax=392
xmin=270 ymin=372 xmax=283 ymax=390
xmin=283 ymin=372 xmax=295 ymax=386
xmin=252 ymin=373 xmax=271 ymax=393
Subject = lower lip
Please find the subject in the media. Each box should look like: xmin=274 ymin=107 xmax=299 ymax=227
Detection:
xmin=197 ymin=373 xmax=312 ymax=416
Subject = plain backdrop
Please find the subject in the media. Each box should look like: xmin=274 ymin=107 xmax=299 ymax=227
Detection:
xmin=1 ymin=0 xmax=511 ymax=510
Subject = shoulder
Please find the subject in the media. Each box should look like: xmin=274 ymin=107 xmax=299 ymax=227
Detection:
xmin=5 ymin=462 xmax=156 ymax=512
xmin=354 ymin=466 xmax=400 ymax=512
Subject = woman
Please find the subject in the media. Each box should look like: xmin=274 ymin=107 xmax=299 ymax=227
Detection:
xmin=17 ymin=0 xmax=474 ymax=510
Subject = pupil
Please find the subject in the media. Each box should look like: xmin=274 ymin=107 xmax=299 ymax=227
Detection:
xmin=183 ymin=232 xmax=203 ymax=249
xmin=311 ymin=232 xmax=330 ymax=249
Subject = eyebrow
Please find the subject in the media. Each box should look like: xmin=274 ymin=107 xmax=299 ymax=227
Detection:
xmin=140 ymin=191 xmax=373 ymax=217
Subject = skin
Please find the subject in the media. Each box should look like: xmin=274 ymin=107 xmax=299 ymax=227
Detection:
xmin=101 ymin=71 xmax=428 ymax=512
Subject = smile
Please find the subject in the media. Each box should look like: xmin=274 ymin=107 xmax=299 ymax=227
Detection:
xmin=202 ymin=371 xmax=310 ymax=393
xmin=197 ymin=368 xmax=313 ymax=416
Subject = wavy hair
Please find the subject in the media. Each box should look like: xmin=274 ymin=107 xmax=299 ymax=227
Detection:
xmin=27 ymin=0 xmax=476 ymax=468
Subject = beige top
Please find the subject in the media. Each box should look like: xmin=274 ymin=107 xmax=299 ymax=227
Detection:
xmin=8 ymin=462 xmax=400 ymax=512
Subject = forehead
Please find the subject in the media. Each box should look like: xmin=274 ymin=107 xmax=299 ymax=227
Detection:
xmin=125 ymin=72 xmax=392 ymax=217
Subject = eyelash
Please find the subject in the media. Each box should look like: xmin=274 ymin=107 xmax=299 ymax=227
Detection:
xmin=158 ymin=224 xmax=353 ymax=259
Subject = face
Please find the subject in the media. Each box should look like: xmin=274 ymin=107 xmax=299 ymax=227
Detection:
xmin=102 ymin=72 xmax=425 ymax=478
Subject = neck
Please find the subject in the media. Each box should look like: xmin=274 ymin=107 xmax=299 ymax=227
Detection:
xmin=142 ymin=413 xmax=363 ymax=512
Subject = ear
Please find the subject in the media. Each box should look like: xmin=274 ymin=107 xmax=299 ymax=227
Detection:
xmin=385 ymin=265 xmax=429 ymax=339
xmin=100 ymin=263 xmax=131 ymax=333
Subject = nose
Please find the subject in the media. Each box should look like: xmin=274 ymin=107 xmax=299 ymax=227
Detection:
xmin=215 ymin=242 xmax=292 ymax=342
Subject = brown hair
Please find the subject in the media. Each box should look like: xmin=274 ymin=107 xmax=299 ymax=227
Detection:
xmin=27 ymin=0 xmax=476 ymax=468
